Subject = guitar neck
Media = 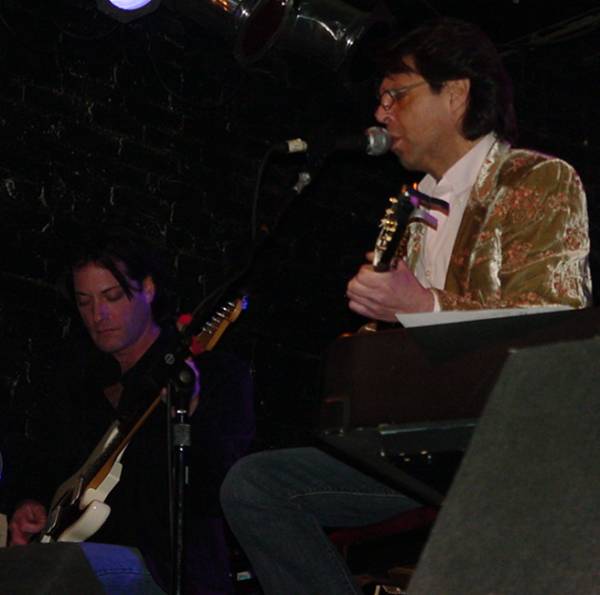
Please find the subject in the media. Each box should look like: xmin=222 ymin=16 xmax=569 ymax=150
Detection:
xmin=83 ymin=394 xmax=164 ymax=493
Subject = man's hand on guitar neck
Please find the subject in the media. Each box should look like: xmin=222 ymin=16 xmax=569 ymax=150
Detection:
xmin=347 ymin=252 xmax=435 ymax=321
xmin=8 ymin=499 xmax=47 ymax=546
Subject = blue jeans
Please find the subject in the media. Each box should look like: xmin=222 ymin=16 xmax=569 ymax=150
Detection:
xmin=79 ymin=543 xmax=166 ymax=595
xmin=220 ymin=447 xmax=419 ymax=595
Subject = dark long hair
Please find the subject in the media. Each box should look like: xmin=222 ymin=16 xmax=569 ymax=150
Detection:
xmin=62 ymin=226 xmax=171 ymax=323
xmin=377 ymin=18 xmax=518 ymax=143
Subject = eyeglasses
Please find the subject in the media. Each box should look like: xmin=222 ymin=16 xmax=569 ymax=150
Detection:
xmin=377 ymin=81 xmax=428 ymax=111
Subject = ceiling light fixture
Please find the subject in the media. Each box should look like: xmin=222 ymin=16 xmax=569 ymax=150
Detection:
xmin=96 ymin=0 xmax=162 ymax=23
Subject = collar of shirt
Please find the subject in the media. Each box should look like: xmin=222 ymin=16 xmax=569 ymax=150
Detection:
xmin=418 ymin=133 xmax=497 ymax=199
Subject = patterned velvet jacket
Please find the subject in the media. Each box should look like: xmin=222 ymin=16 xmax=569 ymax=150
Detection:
xmin=401 ymin=140 xmax=592 ymax=310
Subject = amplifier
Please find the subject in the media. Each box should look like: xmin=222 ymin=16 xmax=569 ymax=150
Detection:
xmin=319 ymin=418 xmax=476 ymax=506
xmin=319 ymin=306 xmax=600 ymax=432
xmin=317 ymin=307 xmax=600 ymax=503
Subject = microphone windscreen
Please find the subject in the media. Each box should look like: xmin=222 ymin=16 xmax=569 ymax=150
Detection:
xmin=365 ymin=126 xmax=391 ymax=156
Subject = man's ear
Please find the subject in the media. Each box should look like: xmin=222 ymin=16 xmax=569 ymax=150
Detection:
xmin=446 ymin=78 xmax=471 ymax=118
xmin=142 ymin=276 xmax=156 ymax=304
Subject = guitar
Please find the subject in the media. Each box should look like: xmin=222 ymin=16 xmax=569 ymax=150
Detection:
xmin=39 ymin=297 xmax=246 ymax=544
xmin=361 ymin=185 xmax=449 ymax=332
xmin=358 ymin=189 xmax=409 ymax=333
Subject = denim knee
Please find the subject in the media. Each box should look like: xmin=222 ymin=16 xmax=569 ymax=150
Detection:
xmin=79 ymin=542 xmax=166 ymax=595
xmin=220 ymin=452 xmax=266 ymax=512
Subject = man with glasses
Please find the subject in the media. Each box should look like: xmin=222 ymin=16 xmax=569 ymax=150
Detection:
xmin=220 ymin=18 xmax=592 ymax=595
xmin=346 ymin=24 xmax=591 ymax=317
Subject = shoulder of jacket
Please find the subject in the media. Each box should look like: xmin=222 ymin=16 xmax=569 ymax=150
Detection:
xmin=497 ymin=147 xmax=575 ymax=183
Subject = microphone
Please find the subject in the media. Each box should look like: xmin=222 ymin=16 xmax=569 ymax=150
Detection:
xmin=274 ymin=126 xmax=391 ymax=157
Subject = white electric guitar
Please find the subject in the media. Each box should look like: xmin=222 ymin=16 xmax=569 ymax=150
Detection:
xmin=39 ymin=297 xmax=246 ymax=543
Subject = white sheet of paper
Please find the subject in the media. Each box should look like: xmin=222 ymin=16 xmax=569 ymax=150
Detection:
xmin=395 ymin=305 xmax=573 ymax=328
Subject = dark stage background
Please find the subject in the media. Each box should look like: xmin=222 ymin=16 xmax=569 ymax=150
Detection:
xmin=1 ymin=0 xmax=599 ymax=499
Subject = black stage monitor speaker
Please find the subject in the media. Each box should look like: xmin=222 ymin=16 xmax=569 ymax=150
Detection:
xmin=408 ymin=337 xmax=600 ymax=595
xmin=0 ymin=542 xmax=105 ymax=595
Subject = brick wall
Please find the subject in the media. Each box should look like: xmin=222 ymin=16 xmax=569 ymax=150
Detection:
xmin=1 ymin=0 xmax=598 ymax=481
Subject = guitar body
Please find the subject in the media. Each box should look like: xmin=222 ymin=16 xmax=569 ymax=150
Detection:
xmin=42 ymin=501 xmax=111 ymax=544
xmin=40 ymin=425 xmax=128 ymax=543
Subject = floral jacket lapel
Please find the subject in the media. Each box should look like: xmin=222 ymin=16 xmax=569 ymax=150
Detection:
xmin=400 ymin=139 xmax=511 ymax=289
xmin=444 ymin=139 xmax=511 ymax=293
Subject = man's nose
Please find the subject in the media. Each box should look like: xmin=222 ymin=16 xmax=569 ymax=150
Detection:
xmin=374 ymin=104 xmax=388 ymax=124
xmin=93 ymin=302 xmax=109 ymax=323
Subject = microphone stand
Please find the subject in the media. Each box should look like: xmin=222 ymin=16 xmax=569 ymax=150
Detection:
xmin=182 ymin=148 xmax=328 ymax=340
xmin=160 ymin=144 xmax=334 ymax=592
xmin=124 ymin=325 xmax=198 ymax=595
xmin=287 ymin=143 xmax=332 ymax=198
xmin=166 ymin=359 xmax=196 ymax=595
xmin=185 ymin=128 xmax=391 ymax=333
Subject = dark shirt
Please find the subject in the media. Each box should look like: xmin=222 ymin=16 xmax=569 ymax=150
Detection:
xmin=19 ymin=326 xmax=255 ymax=594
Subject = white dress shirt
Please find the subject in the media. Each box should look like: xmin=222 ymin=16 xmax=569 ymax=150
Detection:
xmin=414 ymin=133 xmax=497 ymax=292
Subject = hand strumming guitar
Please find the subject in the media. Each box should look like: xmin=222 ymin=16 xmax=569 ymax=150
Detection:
xmin=8 ymin=499 xmax=47 ymax=546
xmin=346 ymin=252 xmax=434 ymax=321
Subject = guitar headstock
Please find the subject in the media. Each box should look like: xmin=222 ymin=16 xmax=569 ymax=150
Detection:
xmin=195 ymin=296 xmax=247 ymax=352
xmin=181 ymin=297 xmax=247 ymax=354
xmin=371 ymin=184 xmax=450 ymax=272
xmin=372 ymin=194 xmax=405 ymax=272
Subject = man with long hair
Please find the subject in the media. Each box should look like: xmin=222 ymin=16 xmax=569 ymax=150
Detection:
xmin=8 ymin=228 xmax=255 ymax=594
